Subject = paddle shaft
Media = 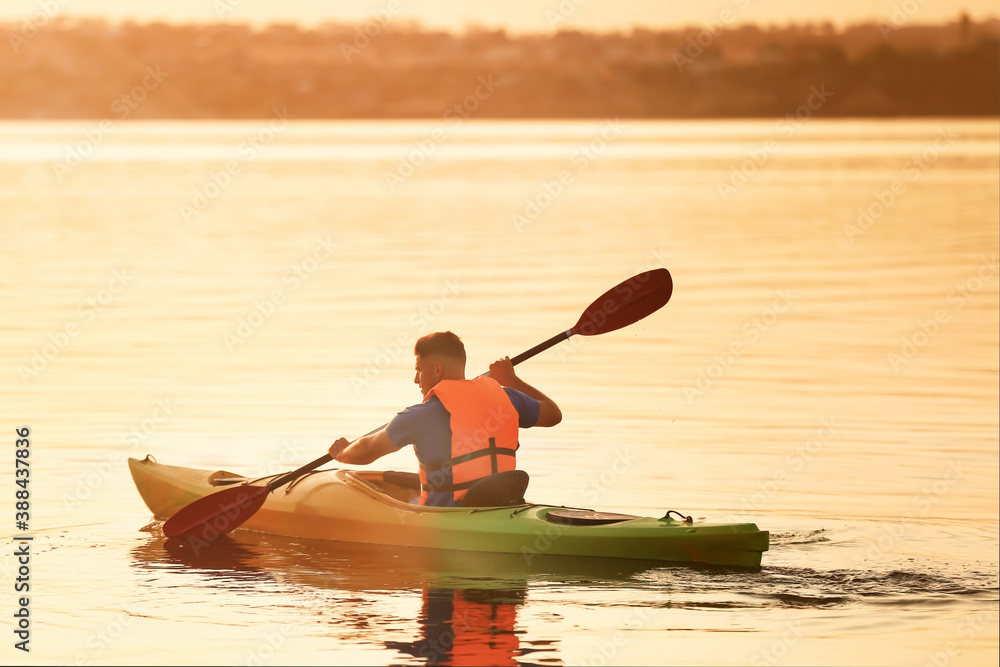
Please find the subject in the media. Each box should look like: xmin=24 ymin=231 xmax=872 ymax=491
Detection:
xmin=267 ymin=455 xmax=334 ymax=491
xmin=268 ymin=328 xmax=578 ymax=491
xmin=509 ymin=329 xmax=573 ymax=366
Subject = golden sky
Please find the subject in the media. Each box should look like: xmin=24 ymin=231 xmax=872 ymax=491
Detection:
xmin=2 ymin=0 xmax=994 ymax=31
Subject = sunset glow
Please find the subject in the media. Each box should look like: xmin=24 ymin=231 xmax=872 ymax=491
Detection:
xmin=1 ymin=0 xmax=997 ymax=31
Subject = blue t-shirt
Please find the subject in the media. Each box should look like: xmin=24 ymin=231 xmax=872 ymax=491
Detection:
xmin=386 ymin=388 xmax=540 ymax=507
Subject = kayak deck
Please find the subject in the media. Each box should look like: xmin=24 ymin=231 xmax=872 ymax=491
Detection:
xmin=128 ymin=456 xmax=769 ymax=568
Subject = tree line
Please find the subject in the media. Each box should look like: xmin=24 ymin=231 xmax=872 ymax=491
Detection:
xmin=1 ymin=15 xmax=997 ymax=118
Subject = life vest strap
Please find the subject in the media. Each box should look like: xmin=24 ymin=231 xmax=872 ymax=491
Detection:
xmin=419 ymin=445 xmax=518 ymax=472
xmin=420 ymin=477 xmax=481 ymax=493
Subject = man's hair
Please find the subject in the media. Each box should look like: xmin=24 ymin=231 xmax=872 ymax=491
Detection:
xmin=414 ymin=331 xmax=466 ymax=364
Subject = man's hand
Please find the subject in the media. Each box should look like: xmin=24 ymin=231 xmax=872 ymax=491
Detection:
xmin=328 ymin=430 xmax=399 ymax=465
xmin=488 ymin=356 xmax=562 ymax=427
xmin=328 ymin=437 xmax=350 ymax=460
xmin=488 ymin=356 xmax=518 ymax=387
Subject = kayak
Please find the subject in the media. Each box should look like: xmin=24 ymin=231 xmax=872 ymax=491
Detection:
xmin=128 ymin=456 xmax=769 ymax=568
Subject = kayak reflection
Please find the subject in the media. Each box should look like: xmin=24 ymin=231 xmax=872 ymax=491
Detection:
xmin=386 ymin=587 xmax=526 ymax=667
xmin=132 ymin=527 xmax=672 ymax=589
xmin=130 ymin=530 xmax=675 ymax=665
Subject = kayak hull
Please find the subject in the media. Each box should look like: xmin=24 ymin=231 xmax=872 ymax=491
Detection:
xmin=128 ymin=456 xmax=769 ymax=568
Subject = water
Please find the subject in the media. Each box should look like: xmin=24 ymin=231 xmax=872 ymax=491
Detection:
xmin=1 ymin=119 xmax=997 ymax=665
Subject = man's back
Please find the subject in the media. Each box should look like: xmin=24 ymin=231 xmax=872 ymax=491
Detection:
xmin=386 ymin=379 xmax=540 ymax=506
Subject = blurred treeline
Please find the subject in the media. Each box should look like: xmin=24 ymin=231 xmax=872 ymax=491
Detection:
xmin=1 ymin=14 xmax=997 ymax=118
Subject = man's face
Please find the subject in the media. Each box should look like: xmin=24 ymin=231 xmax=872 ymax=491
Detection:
xmin=413 ymin=354 xmax=441 ymax=397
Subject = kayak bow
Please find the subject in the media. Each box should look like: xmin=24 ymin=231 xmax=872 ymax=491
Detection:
xmin=129 ymin=456 xmax=769 ymax=568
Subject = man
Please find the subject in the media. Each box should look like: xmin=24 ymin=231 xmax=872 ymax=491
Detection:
xmin=329 ymin=331 xmax=561 ymax=506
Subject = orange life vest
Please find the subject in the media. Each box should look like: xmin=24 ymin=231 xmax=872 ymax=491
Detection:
xmin=419 ymin=377 xmax=519 ymax=505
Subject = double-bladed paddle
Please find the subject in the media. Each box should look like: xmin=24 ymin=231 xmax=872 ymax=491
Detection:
xmin=162 ymin=268 xmax=673 ymax=539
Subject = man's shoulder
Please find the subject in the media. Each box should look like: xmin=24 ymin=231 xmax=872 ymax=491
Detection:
xmin=503 ymin=386 xmax=538 ymax=405
xmin=386 ymin=396 xmax=450 ymax=449
xmin=393 ymin=396 xmax=448 ymax=421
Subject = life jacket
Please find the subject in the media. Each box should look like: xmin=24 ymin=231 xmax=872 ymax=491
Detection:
xmin=419 ymin=377 xmax=519 ymax=505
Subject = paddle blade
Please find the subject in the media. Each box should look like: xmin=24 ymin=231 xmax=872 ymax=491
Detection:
xmin=162 ymin=484 xmax=269 ymax=539
xmin=572 ymin=268 xmax=673 ymax=336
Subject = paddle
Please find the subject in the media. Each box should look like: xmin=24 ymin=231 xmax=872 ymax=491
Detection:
xmin=162 ymin=268 xmax=673 ymax=540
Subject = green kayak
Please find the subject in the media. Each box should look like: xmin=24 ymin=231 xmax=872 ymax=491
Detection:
xmin=128 ymin=456 xmax=769 ymax=568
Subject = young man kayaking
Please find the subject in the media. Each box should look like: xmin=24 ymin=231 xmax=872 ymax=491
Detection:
xmin=328 ymin=331 xmax=562 ymax=506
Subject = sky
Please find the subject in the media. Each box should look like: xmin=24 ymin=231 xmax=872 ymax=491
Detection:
xmin=2 ymin=0 xmax=994 ymax=32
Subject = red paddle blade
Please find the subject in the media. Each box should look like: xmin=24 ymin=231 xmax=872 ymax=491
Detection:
xmin=162 ymin=484 xmax=269 ymax=539
xmin=572 ymin=268 xmax=673 ymax=337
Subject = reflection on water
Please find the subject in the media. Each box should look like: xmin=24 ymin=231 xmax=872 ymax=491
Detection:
xmin=386 ymin=588 xmax=531 ymax=667
xmin=130 ymin=531 xmax=698 ymax=665
xmin=132 ymin=533 xmax=672 ymax=665
xmin=122 ymin=524 xmax=1000 ymax=665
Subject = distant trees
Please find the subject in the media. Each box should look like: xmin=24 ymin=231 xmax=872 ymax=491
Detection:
xmin=1 ymin=16 xmax=996 ymax=118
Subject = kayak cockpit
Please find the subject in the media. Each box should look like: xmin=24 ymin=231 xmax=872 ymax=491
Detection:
xmin=344 ymin=469 xmax=532 ymax=509
xmin=350 ymin=470 xmax=422 ymax=504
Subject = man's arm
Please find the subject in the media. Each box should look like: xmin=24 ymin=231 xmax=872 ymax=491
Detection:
xmin=329 ymin=429 xmax=398 ymax=465
xmin=488 ymin=356 xmax=562 ymax=427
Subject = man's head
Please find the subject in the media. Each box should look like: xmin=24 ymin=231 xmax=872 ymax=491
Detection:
xmin=413 ymin=331 xmax=466 ymax=396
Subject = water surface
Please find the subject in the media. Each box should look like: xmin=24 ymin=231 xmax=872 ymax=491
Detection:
xmin=1 ymin=119 xmax=997 ymax=665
